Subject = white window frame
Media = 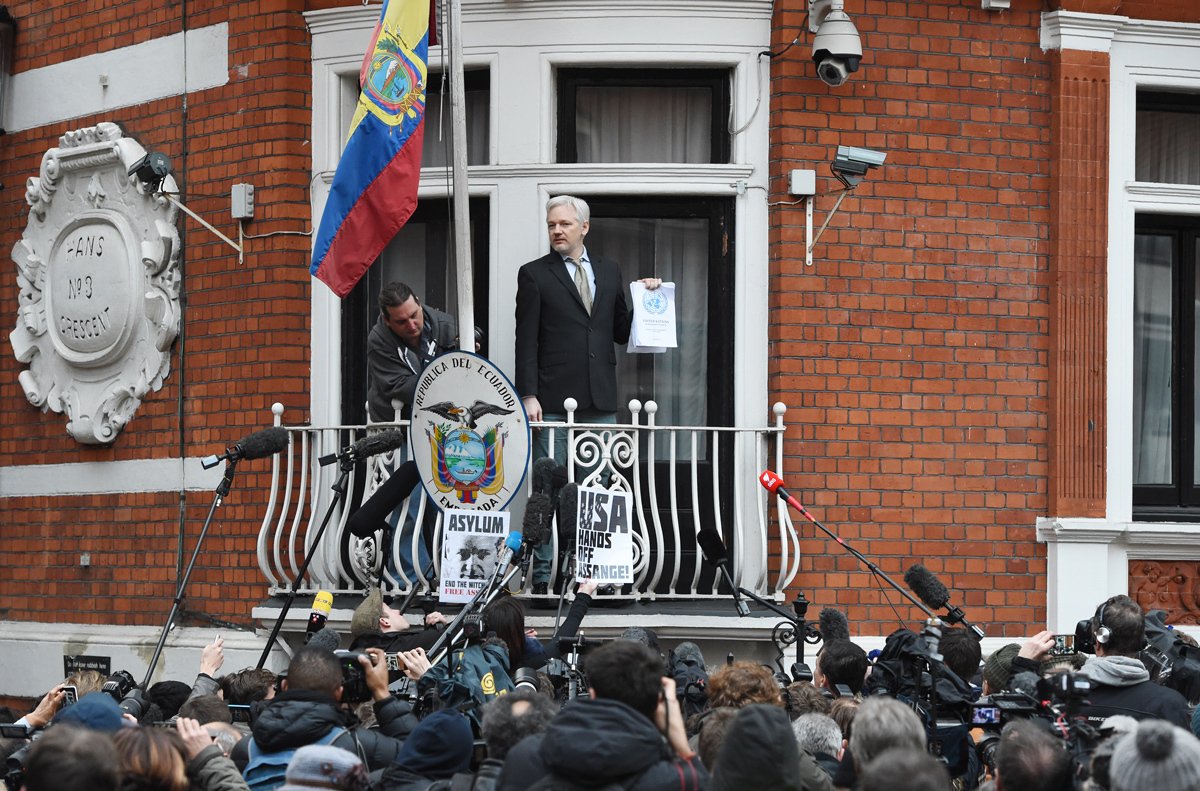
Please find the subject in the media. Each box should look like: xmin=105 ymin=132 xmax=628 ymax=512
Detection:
xmin=1039 ymin=11 xmax=1200 ymax=634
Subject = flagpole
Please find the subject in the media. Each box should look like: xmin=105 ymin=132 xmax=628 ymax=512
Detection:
xmin=448 ymin=0 xmax=475 ymax=351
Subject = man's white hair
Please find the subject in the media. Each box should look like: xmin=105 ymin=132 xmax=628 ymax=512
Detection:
xmin=848 ymin=696 xmax=926 ymax=768
xmin=792 ymin=712 xmax=843 ymax=757
xmin=546 ymin=194 xmax=590 ymax=224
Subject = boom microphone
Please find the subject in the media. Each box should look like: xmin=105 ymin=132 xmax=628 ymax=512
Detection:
xmin=345 ymin=461 xmax=422 ymax=538
xmin=904 ymin=563 xmax=985 ymax=641
xmin=320 ymin=429 xmax=407 ymax=467
xmin=557 ymin=483 xmax=579 ymax=548
xmin=818 ymin=607 xmax=850 ymax=643
xmin=532 ymin=457 xmax=558 ymax=495
xmin=696 ymin=527 xmax=750 ymax=617
xmin=904 ymin=564 xmax=950 ymax=610
xmin=201 ymin=427 xmax=290 ymax=469
xmin=522 ymin=492 xmax=555 ymax=549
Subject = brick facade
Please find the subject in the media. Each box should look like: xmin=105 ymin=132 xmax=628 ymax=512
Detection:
xmin=0 ymin=0 xmax=314 ymax=629
xmin=770 ymin=0 xmax=1053 ymax=637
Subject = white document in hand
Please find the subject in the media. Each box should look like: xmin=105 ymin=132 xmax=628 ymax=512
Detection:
xmin=627 ymin=281 xmax=677 ymax=353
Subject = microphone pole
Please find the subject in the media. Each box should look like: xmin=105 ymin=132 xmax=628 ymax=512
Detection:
xmin=426 ymin=551 xmax=523 ymax=667
xmin=758 ymin=470 xmax=937 ymax=621
xmin=257 ymin=431 xmax=404 ymax=668
xmin=143 ymin=456 xmax=241 ymax=689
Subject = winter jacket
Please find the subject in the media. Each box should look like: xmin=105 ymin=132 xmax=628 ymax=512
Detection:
xmin=230 ymin=689 xmax=418 ymax=773
xmin=496 ymin=697 xmax=706 ymax=791
xmin=187 ymin=743 xmax=250 ymax=791
xmin=367 ymin=306 xmax=458 ymax=422
xmin=1078 ymin=654 xmax=1190 ymax=728
xmin=419 ymin=641 xmax=513 ymax=730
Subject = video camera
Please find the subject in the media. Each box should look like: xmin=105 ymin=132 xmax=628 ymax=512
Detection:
xmin=971 ymin=671 xmax=1099 ymax=786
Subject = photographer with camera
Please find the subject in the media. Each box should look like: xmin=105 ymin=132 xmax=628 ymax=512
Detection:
xmin=1012 ymin=596 xmax=1189 ymax=728
xmin=232 ymin=646 xmax=418 ymax=788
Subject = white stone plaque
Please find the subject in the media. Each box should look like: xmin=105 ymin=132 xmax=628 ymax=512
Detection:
xmin=10 ymin=123 xmax=181 ymax=443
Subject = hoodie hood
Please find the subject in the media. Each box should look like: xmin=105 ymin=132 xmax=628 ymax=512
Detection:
xmin=709 ymin=704 xmax=803 ymax=791
xmin=1081 ymin=655 xmax=1151 ymax=687
xmin=539 ymin=698 xmax=668 ymax=783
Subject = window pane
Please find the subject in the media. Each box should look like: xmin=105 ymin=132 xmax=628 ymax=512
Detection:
xmin=376 ymin=198 xmax=490 ymax=354
xmin=1134 ymin=233 xmax=1174 ymax=485
xmin=576 ymin=85 xmax=712 ymax=163
xmin=1136 ymin=93 xmax=1200 ymax=185
xmin=586 ymin=216 xmax=709 ymax=432
xmin=422 ymin=71 xmax=489 ymax=167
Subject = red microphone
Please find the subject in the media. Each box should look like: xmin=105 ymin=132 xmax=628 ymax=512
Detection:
xmin=759 ymin=470 xmax=804 ymax=512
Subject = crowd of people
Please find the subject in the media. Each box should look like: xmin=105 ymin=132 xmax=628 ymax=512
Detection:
xmin=3 ymin=592 xmax=1199 ymax=791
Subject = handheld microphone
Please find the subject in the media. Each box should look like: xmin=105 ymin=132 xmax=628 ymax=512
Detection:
xmin=319 ymin=429 xmax=407 ymax=467
xmin=495 ymin=530 xmax=524 ymax=569
xmin=904 ymin=563 xmax=985 ymax=641
xmin=202 ymin=427 xmax=290 ymax=469
xmin=696 ymin=527 xmax=750 ymax=617
xmin=818 ymin=607 xmax=850 ymax=643
xmin=305 ymin=590 xmax=333 ymax=643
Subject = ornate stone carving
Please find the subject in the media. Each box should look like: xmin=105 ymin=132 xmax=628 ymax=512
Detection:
xmin=1130 ymin=560 xmax=1200 ymax=625
xmin=10 ymin=122 xmax=181 ymax=444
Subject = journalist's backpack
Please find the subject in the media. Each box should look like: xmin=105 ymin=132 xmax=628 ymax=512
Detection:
xmin=243 ymin=727 xmax=346 ymax=791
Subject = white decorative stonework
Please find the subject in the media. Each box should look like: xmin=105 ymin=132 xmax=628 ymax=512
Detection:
xmin=10 ymin=123 xmax=181 ymax=444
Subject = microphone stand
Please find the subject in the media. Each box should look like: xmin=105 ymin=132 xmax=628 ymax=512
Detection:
xmin=256 ymin=454 xmax=356 ymax=669
xmin=775 ymin=494 xmax=938 ymax=622
xmin=728 ymin=586 xmax=821 ymax=680
xmin=143 ymin=458 xmax=240 ymax=689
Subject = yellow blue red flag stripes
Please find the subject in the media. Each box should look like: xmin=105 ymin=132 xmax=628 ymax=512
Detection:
xmin=311 ymin=0 xmax=429 ymax=298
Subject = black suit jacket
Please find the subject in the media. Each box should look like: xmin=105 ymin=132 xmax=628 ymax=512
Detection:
xmin=514 ymin=252 xmax=631 ymax=414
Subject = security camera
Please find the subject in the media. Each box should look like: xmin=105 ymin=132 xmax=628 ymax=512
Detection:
xmin=808 ymin=0 xmax=862 ymax=88
xmin=830 ymin=145 xmax=886 ymax=188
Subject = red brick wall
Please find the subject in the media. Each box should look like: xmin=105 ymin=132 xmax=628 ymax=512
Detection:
xmin=769 ymin=0 xmax=1052 ymax=637
xmin=0 ymin=1 xmax=315 ymax=628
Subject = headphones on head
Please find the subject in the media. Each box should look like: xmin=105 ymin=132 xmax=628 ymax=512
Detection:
xmin=1095 ymin=601 xmax=1112 ymax=645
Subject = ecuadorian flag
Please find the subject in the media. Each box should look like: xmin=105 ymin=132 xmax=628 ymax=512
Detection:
xmin=310 ymin=0 xmax=430 ymax=298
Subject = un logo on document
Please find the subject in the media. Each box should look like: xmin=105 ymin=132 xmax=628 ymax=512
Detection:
xmin=642 ymin=288 xmax=668 ymax=315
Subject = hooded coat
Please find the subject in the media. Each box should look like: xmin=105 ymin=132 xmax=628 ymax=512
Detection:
xmin=496 ymin=697 xmax=706 ymax=791
xmin=1078 ymin=654 xmax=1190 ymax=728
xmin=230 ymin=689 xmax=418 ymax=773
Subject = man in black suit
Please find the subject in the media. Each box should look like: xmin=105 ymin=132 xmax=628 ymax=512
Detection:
xmin=514 ymin=195 xmax=660 ymax=592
